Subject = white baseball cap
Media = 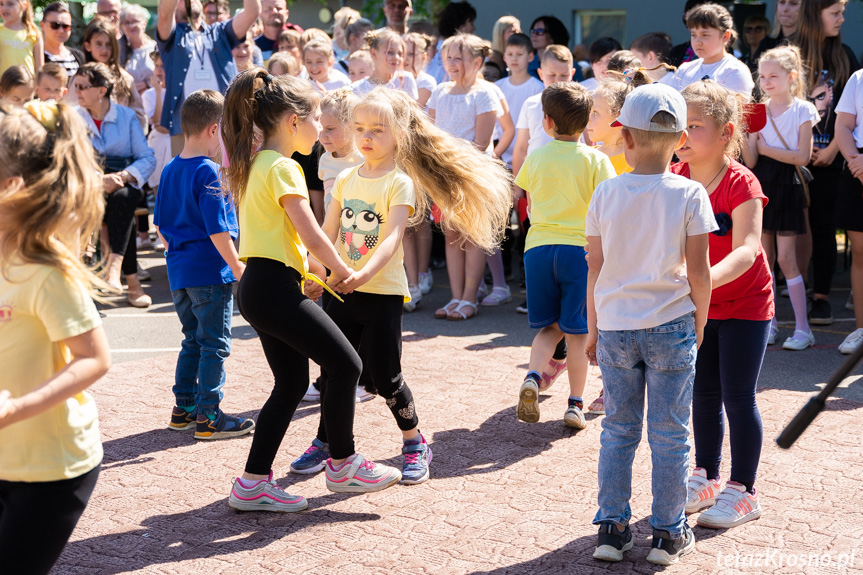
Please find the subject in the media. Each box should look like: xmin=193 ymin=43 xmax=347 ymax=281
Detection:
xmin=610 ymin=83 xmax=687 ymax=133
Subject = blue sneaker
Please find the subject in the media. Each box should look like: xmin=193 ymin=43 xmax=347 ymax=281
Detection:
xmin=290 ymin=438 xmax=330 ymax=474
xmin=194 ymin=411 xmax=255 ymax=440
xmin=401 ymin=434 xmax=432 ymax=484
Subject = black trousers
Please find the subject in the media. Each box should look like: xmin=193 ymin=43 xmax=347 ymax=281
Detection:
xmin=317 ymin=291 xmax=419 ymax=443
xmin=238 ymin=258 xmax=362 ymax=468
xmin=808 ymin=166 xmax=841 ymax=295
xmin=104 ymin=185 xmax=141 ymax=275
xmin=0 ymin=464 xmax=100 ymax=575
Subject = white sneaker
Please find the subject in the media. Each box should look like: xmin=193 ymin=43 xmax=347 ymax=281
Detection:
xmin=403 ymin=285 xmax=422 ymax=312
xmin=846 ymin=291 xmax=855 ymax=311
xmin=136 ymin=236 xmax=153 ymax=250
xmin=782 ymin=330 xmax=815 ymax=351
xmin=324 ymin=452 xmax=401 ymax=493
xmin=302 ymin=384 xmax=321 ymax=402
xmin=696 ymin=483 xmax=761 ymax=529
xmin=355 ymin=388 xmax=376 ymax=403
xmin=228 ymin=471 xmax=308 ymax=512
xmin=839 ymin=328 xmax=863 ymax=354
xmin=685 ymin=467 xmax=721 ymax=514
xmin=154 ymin=237 xmax=165 ymax=251
xmin=418 ymin=270 xmax=433 ymax=295
xmin=767 ymin=323 xmax=778 ymax=345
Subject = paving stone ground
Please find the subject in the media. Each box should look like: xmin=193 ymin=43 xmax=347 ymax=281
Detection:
xmin=55 ymin=325 xmax=863 ymax=575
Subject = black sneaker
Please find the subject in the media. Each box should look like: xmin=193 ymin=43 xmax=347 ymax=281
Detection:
xmin=516 ymin=300 xmax=528 ymax=314
xmin=168 ymin=405 xmax=196 ymax=430
xmin=646 ymin=524 xmax=695 ymax=566
xmin=194 ymin=411 xmax=255 ymax=440
xmin=593 ymin=523 xmax=633 ymax=562
xmin=809 ymin=298 xmax=833 ymax=325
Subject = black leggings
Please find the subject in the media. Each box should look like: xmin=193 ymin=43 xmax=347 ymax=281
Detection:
xmin=238 ymin=258 xmax=362 ymax=469
xmin=0 ymin=464 xmax=100 ymax=575
xmin=808 ymin=166 xmax=841 ymax=296
xmin=692 ymin=318 xmax=770 ymax=488
xmin=105 ymin=185 xmax=141 ymax=275
xmin=317 ymin=291 xmax=418 ymax=443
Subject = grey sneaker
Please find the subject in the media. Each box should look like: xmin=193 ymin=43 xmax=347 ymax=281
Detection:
xmin=593 ymin=523 xmax=633 ymax=562
xmin=517 ymin=376 xmax=540 ymax=423
xmin=228 ymin=472 xmax=308 ymax=513
xmin=563 ymin=403 xmax=586 ymax=429
xmin=401 ymin=434 xmax=432 ymax=485
xmin=325 ymin=453 xmax=401 ymax=493
xmin=646 ymin=524 xmax=695 ymax=566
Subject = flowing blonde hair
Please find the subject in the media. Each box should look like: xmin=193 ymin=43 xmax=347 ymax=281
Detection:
xmin=221 ymin=68 xmax=320 ymax=209
xmin=758 ymin=45 xmax=807 ymax=100
xmin=13 ymin=0 xmax=39 ymax=37
xmin=355 ymin=88 xmax=512 ymax=251
xmin=0 ymin=102 xmax=105 ymax=292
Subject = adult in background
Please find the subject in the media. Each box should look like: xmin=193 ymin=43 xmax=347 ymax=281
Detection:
xmin=426 ymin=1 xmax=476 ymax=83
xmin=384 ymin=0 xmax=412 ymax=35
xmin=255 ymin=0 xmax=302 ymax=62
xmin=487 ymin=15 xmax=520 ymax=76
xmin=345 ymin=17 xmax=374 ymax=55
xmin=203 ymin=0 xmax=229 ymax=26
xmin=757 ymin=0 xmax=802 ymax=55
xmin=41 ymin=2 xmax=84 ymax=78
xmin=120 ymin=4 xmax=156 ymax=93
xmin=798 ymin=0 xmax=859 ymax=325
xmin=526 ymin=15 xmax=571 ymax=80
xmin=668 ymin=0 xmax=713 ymax=67
xmin=739 ymin=14 xmax=769 ymax=71
xmin=157 ymin=0 xmax=261 ymax=155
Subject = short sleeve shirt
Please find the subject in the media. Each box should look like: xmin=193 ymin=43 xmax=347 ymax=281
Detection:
xmin=0 ymin=263 xmax=103 ymax=482
xmin=671 ymin=161 xmax=774 ymax=321
xmin=516 ymin=93 xmax=553 ymax=156
xmin=761 ymin=98 xmax=819 ymax=151
xmin=660 ymin=53 xmax=754 ymax=96
xmin=154 ymin=156 xmax=239 ymax=290
xmin=0 ymin=25 xmax=37 ymax=75
xmin=836 ymin=69 xmax=863 ymax=148
xmin=586 ymin=172 xmax=719 ymax=331
xmin=238 ymin=151 xmax=309 ymax=276
xmin=331 ymin=167 xmax=415 ymax=299
xmin=428 ymin=81 xmax=503 ymax=144
xmin=515 ymin=140 xmax=616 ymax=249
xmin=351 ymin=72 xmax=419 ymax=100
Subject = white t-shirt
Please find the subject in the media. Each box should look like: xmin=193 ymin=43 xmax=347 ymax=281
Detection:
xmin=836 ymin=69 xmax=863 ymax=147
xmin=142 ymin=86 xmax=172 ymax=188
xmin=517 ymin=92 xmax=553 ymax=156
xmin=428 ymin=81 xmax=503 ymax=146
xmin=184 ymin=33 xmax=220 ymax=98
xmin=319 ymin=67 xmax=352 ymax=91
xmin=586 ymin=172 xmax=718 ymax=331
xmin=661 ymin=53 xmax=754 ymax=96
xmin=495 ymin=75 xmax=544 ymax=166
xmin=352 ymin=72 xmax=419 ymax=100
xmin=762 ymin=98 xmax=820 ymax=151
xmin=581 ymin=77 xmax=599 ymax=92
xmin=416 ymin=71 xmax=437 ymax=94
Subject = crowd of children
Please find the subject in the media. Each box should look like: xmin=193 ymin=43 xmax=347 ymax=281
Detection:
xmin=3 ymin=0 xmax=863 ymax=571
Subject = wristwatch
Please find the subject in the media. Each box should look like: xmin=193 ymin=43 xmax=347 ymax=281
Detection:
xmin=119 ymin=170 xmax=131 ymax=184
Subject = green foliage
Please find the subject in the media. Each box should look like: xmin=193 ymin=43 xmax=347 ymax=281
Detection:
xmin=361 ymin=0 xmax=443 ymax=26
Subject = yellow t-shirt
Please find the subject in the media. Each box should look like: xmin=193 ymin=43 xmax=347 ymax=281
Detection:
xmin=0 ymin=25 xmax=37 ymax=76
xmin=238 ymin=150 xmax=309 ymax=276
xmin=608 ymin=151 xmax=633 ymax=175
xmin=515 ymin=140 xmax=616 ymax=250
xmin=331 ymin=166 xmax=415 ymax=299
xmin=0 ymin=263 xmax=103 ymax=482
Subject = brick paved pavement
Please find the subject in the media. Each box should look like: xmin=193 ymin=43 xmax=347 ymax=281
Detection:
xmin=54 ymin=321 xmax=863 ymax=575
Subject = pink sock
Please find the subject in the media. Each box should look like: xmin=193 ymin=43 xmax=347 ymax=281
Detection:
xmin=786 ymin=275 xmax=810 ymax=333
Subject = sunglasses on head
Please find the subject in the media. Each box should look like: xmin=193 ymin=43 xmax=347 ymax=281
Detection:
xmin=530 ymin=28 xmax=547 ymax=36
xmin=45 ymin=20 xmax=72 ymax=31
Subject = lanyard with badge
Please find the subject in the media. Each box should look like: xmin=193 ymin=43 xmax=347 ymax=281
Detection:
xmin=192 ymin=33 xmax=212 ymax=81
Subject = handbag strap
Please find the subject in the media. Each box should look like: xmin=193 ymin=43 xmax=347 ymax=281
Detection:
xmin=766 ymin=107 xmax=808 ymax=184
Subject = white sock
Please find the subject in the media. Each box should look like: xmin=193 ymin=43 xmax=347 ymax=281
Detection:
xmin=786 ymin=275 xmax=810 ymax=334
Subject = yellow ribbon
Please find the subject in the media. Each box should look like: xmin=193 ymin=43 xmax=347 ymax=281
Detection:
xmin=305 ymin=273 xmax=344 ymax=303
xmin=23 ymin=100 xmax=60 ymax=132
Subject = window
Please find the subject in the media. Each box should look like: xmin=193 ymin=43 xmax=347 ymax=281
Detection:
xmin=573 ymin=10 xmax=626 ymax=47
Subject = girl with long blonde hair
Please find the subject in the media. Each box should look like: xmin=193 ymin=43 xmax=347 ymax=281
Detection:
xmin=0 ymin=100 xmax=110 ymax=574
xmin=0 ymin=0 xmax=43 ymax=75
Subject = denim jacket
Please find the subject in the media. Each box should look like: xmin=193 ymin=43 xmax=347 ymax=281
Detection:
xmin=157 ymin=20 xmax=241 ymax=136
xmin=78 ymin=102 xmax=156 ymax=188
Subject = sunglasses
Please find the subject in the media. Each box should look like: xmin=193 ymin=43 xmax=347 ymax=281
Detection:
xmin=530 ymin=28 xmax=547 ymax=36
xmin=45 ymin=20 xmax=72 ymax=31
xmin=744 ymin=26 xmax=765 ymax=33
xmin=75 ymin=83 xmax=95 ymax=91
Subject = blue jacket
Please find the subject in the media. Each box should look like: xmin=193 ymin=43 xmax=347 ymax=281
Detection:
xmin=78 ymin=102 xmax=156 ymax=187
xmin=157 ymin=20 xmax=241 ymax=136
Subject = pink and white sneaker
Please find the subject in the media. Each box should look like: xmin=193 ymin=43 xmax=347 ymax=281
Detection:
xmin=697 ymin=482 xmax=762 ymax=529
xmin=325 ymin=453 xmax=402 ymax=493
xmin=685 ymin=467 xmax=721 ymax=514
xmin=540 ymin=358 xmax=567 ymax=392
xmin=228 ymin=471 xmax=308 ymax=512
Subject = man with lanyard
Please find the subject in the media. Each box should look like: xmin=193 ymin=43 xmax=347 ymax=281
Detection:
xmin=383 ymin=0 xmax=411 ymax=35
xmin=255 ymin=0 xmax=304 ymax=63
xmin=157 ymin=0 xmax=260 ymax=155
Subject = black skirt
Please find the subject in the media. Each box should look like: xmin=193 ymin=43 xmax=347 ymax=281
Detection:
xmin=753 ymin=156 xmax=808 ymax=234
xmin=836 ymin=163 xmax=863 ymax=233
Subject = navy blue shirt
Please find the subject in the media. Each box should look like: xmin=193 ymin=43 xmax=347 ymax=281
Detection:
xmin=154 ymin=156 xmax=238 ymax=290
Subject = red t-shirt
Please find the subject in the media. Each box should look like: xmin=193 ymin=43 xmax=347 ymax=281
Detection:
xmin=671 ymin=160 xmax=775 ymax=321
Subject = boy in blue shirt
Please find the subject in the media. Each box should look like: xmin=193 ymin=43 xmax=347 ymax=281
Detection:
xmin=154 ymin=89 xmax=254 ymax=440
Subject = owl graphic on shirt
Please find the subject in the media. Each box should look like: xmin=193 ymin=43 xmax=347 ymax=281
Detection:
xmin=339 ymin=198 xmax=383 ymax=262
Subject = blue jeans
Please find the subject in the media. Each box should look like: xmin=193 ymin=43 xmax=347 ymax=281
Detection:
xmin=592 ymin=313 xmax=696 ymax=537
xmin=171 ymin=283 xmax=234 ymax=416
